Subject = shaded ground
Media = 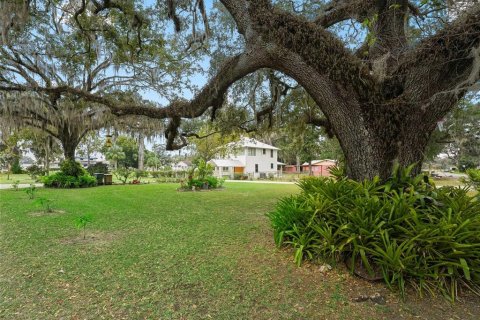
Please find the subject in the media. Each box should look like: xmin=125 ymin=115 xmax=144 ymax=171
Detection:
xmin=0 ymin=183 xmax=478 ymax=319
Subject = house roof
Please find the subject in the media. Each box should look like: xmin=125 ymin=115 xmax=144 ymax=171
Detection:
xmin=301 ymin=159 xmax=337 ymax=166
xmin=208 ymin=159 xmax=244 ymax=167
xmin=228 ymin=137 xmax=280 ymax=150
xmin=175 ymin=160 xmax=192 ymax=166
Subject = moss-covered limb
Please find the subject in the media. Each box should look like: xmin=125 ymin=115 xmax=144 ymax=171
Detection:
xmin=249 ymin=3 xmax=378 ymax=104
xmin=393 ymin=5 xmax=480 ymax=114
xmin=218 ymin=0 xmax=249 ymax=33
xmin=368 ymin=0 xmax=410 ymax=59
xmin=0 ymin=49 xmax=268 ymax=134
xmin=314 ymin=0 xmax=376 ymax=28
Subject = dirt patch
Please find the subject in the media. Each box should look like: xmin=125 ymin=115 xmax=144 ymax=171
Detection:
xmin=29 ymin=210 xmax=66 ymax=217
xmin=59 ymin=231 xmax=121 ymax=246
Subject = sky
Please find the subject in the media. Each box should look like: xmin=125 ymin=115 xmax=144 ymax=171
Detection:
xmin=139 ymin=0 xmax=215 ymax=105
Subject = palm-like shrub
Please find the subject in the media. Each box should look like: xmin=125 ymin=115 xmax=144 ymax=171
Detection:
xmin=268 ymin=166 xmax=480 ymax=300
xmin=462 ymin=169 xmax=480 ymax=192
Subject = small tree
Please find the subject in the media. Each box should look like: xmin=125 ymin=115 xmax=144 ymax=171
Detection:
xmin=25 ymin=184 xmax=36 ymax=199
xmin=76 ymin=215 xmax=93 ymax=240
xmin=105 ymin=145 xmax=126 ymax=170
xmin=35 ymin=197 xmax=54 ymax=213
xmin=195 ymin=159 xmax=214 ymax=180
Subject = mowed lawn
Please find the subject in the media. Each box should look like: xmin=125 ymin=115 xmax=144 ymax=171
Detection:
xmin=1 ymin=183 xmax=479 ymax=319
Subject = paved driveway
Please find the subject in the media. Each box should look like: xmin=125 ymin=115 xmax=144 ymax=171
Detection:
xmin=0 ymin=183 xmax=43 ymax=190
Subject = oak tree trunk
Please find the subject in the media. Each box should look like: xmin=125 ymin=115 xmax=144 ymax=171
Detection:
xmin=60 ymin=135 xmax=78 ymax=162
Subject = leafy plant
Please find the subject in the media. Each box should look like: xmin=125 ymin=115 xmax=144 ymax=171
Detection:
xmin=114 ymin=167 xmax=134 ymax=184
xmin=35 ymin=197 xmax=54 ymax=213
xmin=195 ymin=159 xmax=214 ymax=180
xmin=41 ymin=159 xmax=96 ymax=188
xmin=60 ymin=159 xmax=85 ymax=177
xmin=25 ymin=184 xmax=37 ymax=199
xmin=75 ymin=215 xmax=93 ymax=240
xmin=134 ymin=169 xmax=147 ymax=181
xmin=42 ymin=172 xmax=96 ymax=188
xmin=12 ymin=180 xmax=20 ymax=191
xmin=462 ymin=169 xmax=480 ymax=191
xmin=268 ymin=168 xmax=480 ymax=300
xmin=187 ymin=178 xmax=204 ymax=190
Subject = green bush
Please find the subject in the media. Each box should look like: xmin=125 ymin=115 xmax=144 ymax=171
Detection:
xmin=114 ymin=167 xmax=134 ymax=184
xmin=267 ymin=166 xmax=480 ymax=300
xmin=134 ymin=169 xmax=147 ymax=180
xmin=462 ymin=169 xmax=480 ymax=191
xmin=187 ymin=178 xmax=204 ymax=189
xmin=60 ymin=160 xmax=85 ymax=177
xmin=86 ymin=162 xmax=109 ymax=175
xmin=42 ymin=172 xmax=96 ymax=188
xmin=150 ymin=170 xmax=179 ymax=178
xmin=11 ymin=160 xmax=23 ymax=174
xmin=204 ymin=176 xmax=219 ymax=188
xmin=234 ymin=174 xmax=248 ymax=180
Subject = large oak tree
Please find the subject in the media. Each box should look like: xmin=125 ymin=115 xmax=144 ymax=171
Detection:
xmin=1 ymin=0 xmax=479 ymax=180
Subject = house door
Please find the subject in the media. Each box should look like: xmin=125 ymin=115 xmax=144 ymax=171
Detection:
xmin=255 ymin=164 xmax=259 ymax=173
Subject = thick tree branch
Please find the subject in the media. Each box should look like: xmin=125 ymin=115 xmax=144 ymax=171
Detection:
xmin=1 ymin=49 xmax=269 ymax=150
xmin=314 ymin=0 xmax=375 ymax=28
xmin=398 ymin=5 xmax=480 ymax=114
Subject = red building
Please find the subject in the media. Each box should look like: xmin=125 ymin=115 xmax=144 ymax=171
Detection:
xmin=300 ymin=160 xmax=337 ymax=177
xmin=282 ymin=160 xmax=337 ymax=176
xmin=283 ymin=165 xmax=298 ymax=173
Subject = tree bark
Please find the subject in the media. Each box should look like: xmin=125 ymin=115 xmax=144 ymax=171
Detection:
xmin=45 ymin=137 xmax=50 ymax=175
xmin=138 ymin=133 xmax=145 ymax=170
xmin=59 ymin=134 xmax=78 ymax=161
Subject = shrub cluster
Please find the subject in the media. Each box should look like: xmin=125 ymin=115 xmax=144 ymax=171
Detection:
xmin=181 ymin=175 xmax=224 ymax=190
xmin=114 ymin=167 xmax=134 ymax=184
xmin=42 ymin=160 xmax=96 ymax=188
xmin=233 ymin=173 xmax=249 ymax=180
xmin=151 ymin=170 xmax=187 ymax=178
xmin=268 ymin=166 xmax=480 ymax=300
xmin=177 ymin=159 xmax=224 ymax=190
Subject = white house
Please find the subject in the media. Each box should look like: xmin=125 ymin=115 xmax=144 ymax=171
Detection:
xmin=208 ymin=138 xmax=280 ymax=179
xmin=172 ymin=160 xmax=192 ymax=172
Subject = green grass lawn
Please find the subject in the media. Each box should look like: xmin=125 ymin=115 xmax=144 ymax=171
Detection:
xmin=1 ymin=183 xmax=478 ymax=319
xmin=0 ymin=173 xmax=36 ymax=184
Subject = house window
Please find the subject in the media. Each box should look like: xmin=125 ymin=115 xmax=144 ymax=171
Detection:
xmin=255 ymin=164 xmax=259 ymax=173
xmin=263 ymin=149 xmax=266 ymax=155
xmin=270 ymin=150 xmax=274 ymax=158
xmin=222 ymin=166 xmax=229 ymax=172
xmin=248 ymin=148 xmax=256 ymax=156
xmin=271 ymin=163 xmax=274 ymax=169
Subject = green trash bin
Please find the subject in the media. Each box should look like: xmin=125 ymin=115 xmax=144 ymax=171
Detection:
xmin=94 ymin=173 xmax=104 ymax=185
